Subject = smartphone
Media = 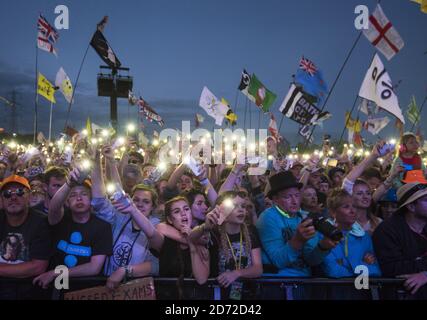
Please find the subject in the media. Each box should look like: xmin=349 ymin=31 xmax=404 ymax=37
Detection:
xmin=378 ymin=143 xmax=395 ymax=157
xmin=402 ymin=164 xmax=414 ymax=171
xmin=217 ymin=201 xmax=235 ymax=225
xmin=327 ymin=159 xmax=338 ymax=167
xmin=184 ymin=155 xmax=202 ymax=176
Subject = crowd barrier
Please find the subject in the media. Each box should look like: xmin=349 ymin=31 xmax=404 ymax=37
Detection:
xmin=0 ymin=276 xmax=409 ymax=300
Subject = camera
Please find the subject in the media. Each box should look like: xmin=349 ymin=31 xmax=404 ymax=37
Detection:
xmin=305 ymin=212 xmax=343 ymax=241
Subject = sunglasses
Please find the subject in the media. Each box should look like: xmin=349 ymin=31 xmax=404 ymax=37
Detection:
xmin=129 ymin=159 xmax=141 ymax=165
xmin=3 ymin=188 xmax=26 ymax=199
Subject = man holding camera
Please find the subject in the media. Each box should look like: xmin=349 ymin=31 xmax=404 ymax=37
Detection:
xmin=256 ymin=171 xmax=339 ymax=298
xmin=33 ymin=166 xmax=112 ymax=289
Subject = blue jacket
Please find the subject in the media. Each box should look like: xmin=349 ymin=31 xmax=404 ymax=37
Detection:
xmin=322 ymin=223 xmax=381 ymax=278
xmin=256 ymin=206 xmax=330 ymax=277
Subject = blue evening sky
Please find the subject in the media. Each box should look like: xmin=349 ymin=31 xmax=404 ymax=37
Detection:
xmin=0 ymin=0 xmax=426 ymax=144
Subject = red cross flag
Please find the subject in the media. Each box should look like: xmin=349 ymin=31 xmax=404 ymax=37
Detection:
xmin=363 ymin=4 xmax=404 ymax=61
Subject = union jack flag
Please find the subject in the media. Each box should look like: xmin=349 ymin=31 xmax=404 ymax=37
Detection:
xmin=299 ymin=56 xmax=317 ymax=76
xmin=37 ymin=15 xmax=59 ymax=55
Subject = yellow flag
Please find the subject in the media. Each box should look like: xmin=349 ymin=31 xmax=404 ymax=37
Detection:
xmin=37 ymin=73 xmax=56 ymax=103
xmin=411 ymin=0 xmax=427 ymax=13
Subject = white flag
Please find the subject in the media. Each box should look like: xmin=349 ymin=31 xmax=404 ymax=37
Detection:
xmin=55 ymin=68 xmax=73 ymax=103
xmin=199 ymin=86 xmax=229 ymax=126
xmin=359 ymin=98 xmax=379 ymax=116
xmin=363 ymin=4 xmax=404 ymax=61
xmin=363 ymin=117 xmax=390 ymax=135
xmin=358 ymin=54 xmax=404 ymax=124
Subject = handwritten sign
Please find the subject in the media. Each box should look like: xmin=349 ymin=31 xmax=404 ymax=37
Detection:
xmin=64 ymin=277 xmax=156 ymax=300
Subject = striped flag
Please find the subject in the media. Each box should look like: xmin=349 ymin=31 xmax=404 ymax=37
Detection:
xmin=37 ymin=15 xmax=59 ymax=56
xmin=407 ymin=96 xmax=421 ymax=124
xmin=279 ymin=84 xmax=320 ymax=126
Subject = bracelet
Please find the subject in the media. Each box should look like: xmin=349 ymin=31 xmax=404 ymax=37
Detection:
xmin=199 ymin=178 xmax=209 ymax=186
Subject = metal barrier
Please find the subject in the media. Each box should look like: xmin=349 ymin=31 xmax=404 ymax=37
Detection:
xmin=0 ymin=277 xmax=407 ymax=300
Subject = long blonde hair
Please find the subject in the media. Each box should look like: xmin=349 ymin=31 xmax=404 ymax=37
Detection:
xmin=216 ymin=191 xmax=253 ymax=267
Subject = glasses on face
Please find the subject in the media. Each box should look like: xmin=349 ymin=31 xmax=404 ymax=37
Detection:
xmin=129 ymin=159 xmax=140 ymax=165
xmin=3 ymin=188 xmax=26 ymax=199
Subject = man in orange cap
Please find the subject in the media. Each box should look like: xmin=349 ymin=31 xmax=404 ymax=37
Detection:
xmin=0 ymin=175 xmax=51 ymax=299
xmin=373 ymin=182 xmax=427 ymax=299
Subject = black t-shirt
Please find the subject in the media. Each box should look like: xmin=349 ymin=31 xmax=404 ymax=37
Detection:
xmin=31 ymin=202 xmax=49 ymax=215
xmin=157 ymin=236 xmax=193 ymax=278
xmin=0 ymin=209 xmax=51 ymax=264
xmin=209 ymin=225 xmax=261 ymax=277
xmin=50 ymin=212 xmax=113 ymax=270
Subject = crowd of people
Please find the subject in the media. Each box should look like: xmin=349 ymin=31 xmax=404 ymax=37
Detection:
xmin=0 ymin=129 xmax=427 ymax=300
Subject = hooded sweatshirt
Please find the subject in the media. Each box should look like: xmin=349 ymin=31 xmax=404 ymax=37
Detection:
xmin=322 ymin=222 xmax=381 ymax=278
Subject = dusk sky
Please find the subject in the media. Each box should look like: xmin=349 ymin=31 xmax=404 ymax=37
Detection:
xmin=0 ymin=0 xmax=426 ymax=144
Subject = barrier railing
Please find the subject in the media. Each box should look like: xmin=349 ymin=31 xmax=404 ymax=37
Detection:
xmin=0 ymin=277 xmax=407 ymax=300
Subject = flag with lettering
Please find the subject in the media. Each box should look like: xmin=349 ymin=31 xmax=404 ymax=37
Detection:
xmin=279 ymin=84 xmax=321 ymax=126
xmin=363 ymin=4 xmax=404 ymax=60
xmin=358 ymin=54 xmax=404 ymax=123
xmin=37 ymin=73 xmax=56 ymax=103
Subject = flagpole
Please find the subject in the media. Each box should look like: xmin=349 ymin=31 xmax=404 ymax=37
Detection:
xmin=249 ymin=102 xmax=252 ymax=129
xmin=63 ymin=43 xmax=91 ymax=132
xmin=305 ymin=31 xmax=363 ymax=146
xmin=34 ymin=45 xmax=39 ymax=145
xmin=243 ymin=98 xmax=248 ymax=130
xmin=233 ymin=90 xmax=239 ymax=128
xmin=48 ymin=101 xmax=54 ymax=141
xmin=278 ymin=114 xmax=285 ymax=134
xmin=410 ymin=94 xmax=427 ymax=132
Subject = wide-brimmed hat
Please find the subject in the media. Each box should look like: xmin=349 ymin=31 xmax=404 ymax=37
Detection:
xmin=267 ymin=171 xmax=303 ymax=198
xmin=397 ymin=182 xmax=427 ymax=211
xmin=402 ymin=170 xmax=427 ymax=184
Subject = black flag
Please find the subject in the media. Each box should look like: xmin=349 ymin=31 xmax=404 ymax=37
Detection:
xmin=90 ymin=16 xmax=121 ymax=68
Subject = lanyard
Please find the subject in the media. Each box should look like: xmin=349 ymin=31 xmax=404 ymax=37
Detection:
xmin=275 ymin=206 xmax=290 ymax=218
xmin=344 ymin=233 xmax=349 ymax=257
xmin=226 ymin=231 xmax=243 ymax=270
